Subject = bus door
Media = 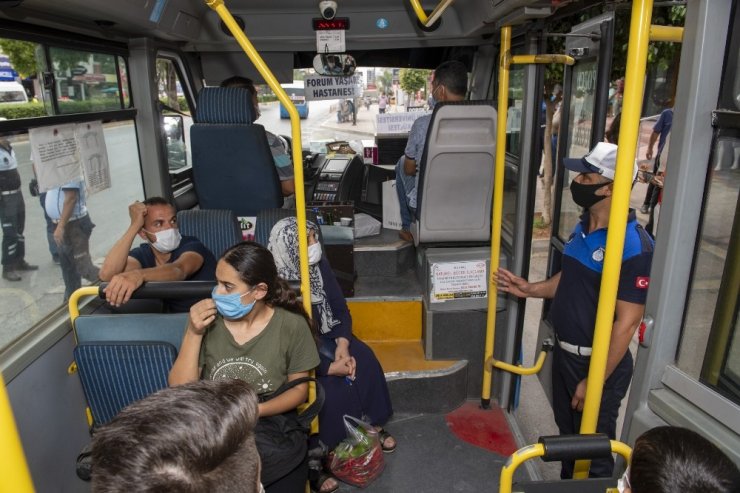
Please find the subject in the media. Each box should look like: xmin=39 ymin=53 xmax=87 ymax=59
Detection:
xmin=536 ymin=13 xmax=615 ymax=402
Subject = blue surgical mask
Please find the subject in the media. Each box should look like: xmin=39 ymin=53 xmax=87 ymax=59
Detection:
xmin=212 ymin=287 xmax=255 ymax=320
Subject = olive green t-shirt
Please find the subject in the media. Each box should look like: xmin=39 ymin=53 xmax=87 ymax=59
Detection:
xmin=199 ymin=307 xmax=320 ymax=395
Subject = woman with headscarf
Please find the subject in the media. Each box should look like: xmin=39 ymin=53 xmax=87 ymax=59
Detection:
xmin=269 ymin=217 xmax=395 ymax=493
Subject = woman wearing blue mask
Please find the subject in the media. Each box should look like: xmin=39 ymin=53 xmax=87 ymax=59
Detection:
xmin=268 ymin=218 xmax=395 ymax=493
xmin=169 ymin=241 xmax=320 ymax=493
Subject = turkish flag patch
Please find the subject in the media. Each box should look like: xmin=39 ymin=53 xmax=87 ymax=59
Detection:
xmin=635 ymin=277 xmax=650 ymax=289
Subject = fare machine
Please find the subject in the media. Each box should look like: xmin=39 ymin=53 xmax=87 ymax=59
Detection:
xmin=308 ymin=154 xmax=365 ymax=203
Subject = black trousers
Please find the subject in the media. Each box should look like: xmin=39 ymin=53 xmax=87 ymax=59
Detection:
xmin=0 ymin=191 xmax=25 ymax=267
xmin=642 ymin=155 xmax=661 ymax=207
xmin=552 ymin=345 xmax=633 ymax=479
xmin=58 ymin=214 xmax=99 ymax=301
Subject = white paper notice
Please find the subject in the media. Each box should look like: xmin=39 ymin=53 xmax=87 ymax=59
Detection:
xmin=430 ymin=260 xmax=488 ymax=303
xmin=30 ymin=121 xmax=111 ymax=195
xmin=316 ymin=30 xmax=345 ymax=53
xmin=30 ymin=124 xmax=81 ymax=192
xmin=77 ymin=121 xmax=111 ymax=194
xmin=376 ymin=111 xmax=431 ymax=134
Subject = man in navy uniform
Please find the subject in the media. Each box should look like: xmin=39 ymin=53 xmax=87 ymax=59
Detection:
xmin=495 ymin=142 xmax=654 ymax=478
xmin=0 ymin=139 xmax=37 ymax=281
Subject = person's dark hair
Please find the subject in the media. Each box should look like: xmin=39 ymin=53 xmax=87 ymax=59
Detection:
xmin=630 ymin=426 xmax=740 ymax=493
xmin=606 ymin=113 xmax=621 ymax=144
xmin=434 ymin=60 xmax=468 ymax=97
xmin=91 ymin=379 xmax=261 ymax=493
xmin=222 ymin=241 xmax=316 ymax=335
xmin=141 ymin=196 xmax=173 ymax=208
xmin=221 ymin=76 xmax=256 ymax=95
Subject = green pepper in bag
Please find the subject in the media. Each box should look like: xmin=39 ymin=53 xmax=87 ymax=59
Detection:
xmin=329 ymin=415 xmax=385 ymax=488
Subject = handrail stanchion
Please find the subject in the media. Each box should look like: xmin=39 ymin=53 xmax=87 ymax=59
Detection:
xmin=481 ymin=25 xmax=511 ymax=408
xmin=573 ymin=0 xmax=654 ymax=479
xmin=409 ymin=0 xmax=455 ymax=28
xmin=481 ymin=36 xmax=574 ymax=405
xmin=205 ymin=0 xmax=311 ymax=315
xmin=0 ymin=374 xmax=34 ymax=493
xmin=205 ymin=0 xmax=316 ymax=431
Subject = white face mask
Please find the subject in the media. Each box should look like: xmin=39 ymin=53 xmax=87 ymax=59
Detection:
xmin=617 ymin=466 xmax=631 ymax=493
xmin=145 ymin=228 xmax=182 ymax=253
xmin=258 ymin=483 xmax=265 ymax=493
xmin=308 ymin=242 xmax=322 ymax=265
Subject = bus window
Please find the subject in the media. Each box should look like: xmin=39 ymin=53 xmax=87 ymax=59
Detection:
xmin=48 ymin=47 xmax=124 ymax=113
xmin=505 ymin=65 xmax=524 ymax=157
xmin=677 ymin=130 xmax=740 ymax=404
xmin=557 ymin=58 xmax=599 ymax=241
xmin=156 ymin=57 xmax=193 ymax=204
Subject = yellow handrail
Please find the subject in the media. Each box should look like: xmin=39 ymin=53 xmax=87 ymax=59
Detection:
xmin=206 ymin=0 xmax=311 ymax=316
xmin=0 ymin=374 xmax=34 ymax=493
xmin=649 ymin=25 xmax=683 ymax=43
xmin=409 ymin=0 xmax=456 ymax=27
xmin=499 ymin=439 xmax=631 ymax=493
xmin=511 ymin=54 xmax=575 ymax=66
xmin=482 ymin=35 xmax=573 ymax=403
xmin=489 ymin=347 xmax=549 ymax=376
xmin=573 ymin=0 xmax=654 ymax=479
xmin=205 ymin=0 xmax=316 ymax=429
xmin=481 ymin=25 xmax=512 ymax=406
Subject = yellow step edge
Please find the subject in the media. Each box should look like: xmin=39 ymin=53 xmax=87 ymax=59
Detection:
xmin=366 ymin=340 xmax=458 ymax=373
xmin=348 ymin=300 xmax=421 ymax=341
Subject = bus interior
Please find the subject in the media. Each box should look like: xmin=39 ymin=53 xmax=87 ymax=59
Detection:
xmin=0 ymin=0 xmax=738 ymax=491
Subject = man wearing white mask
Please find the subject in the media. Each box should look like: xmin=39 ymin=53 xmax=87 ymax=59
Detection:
xmin=45 ymin=179 xmax=98 ymax=301
xmin=99 ymin=197 xmax=216 ymax=312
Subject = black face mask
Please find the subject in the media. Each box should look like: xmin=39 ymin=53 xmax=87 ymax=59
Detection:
xmin=570 ymin=181 xmax=609 ymax=209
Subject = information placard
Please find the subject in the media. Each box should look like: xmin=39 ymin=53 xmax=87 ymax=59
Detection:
xmin=30 ymin=121 xmax=111 ymax=194
xmin=316 ymin=30 xmax=345 ymax=53
xmin=376 ymin=111 xmax=430 ymax=134
xmin=304 ymin=74 xmax=362 ymax=101
xmin=430 ymin=260 xmax=487 ymax=303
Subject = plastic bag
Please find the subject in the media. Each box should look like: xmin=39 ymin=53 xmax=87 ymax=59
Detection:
xmin=329 ymin=415 xmax=385 ymax=488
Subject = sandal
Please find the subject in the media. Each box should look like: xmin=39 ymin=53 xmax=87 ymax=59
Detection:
xmin=310 ymin=472 xmax=339 ymax=493
xmin=376 ymin=427 xmax=397 ymax=453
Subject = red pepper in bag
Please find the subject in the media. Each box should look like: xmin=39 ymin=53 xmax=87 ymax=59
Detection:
xmin=328 ymin=415 xmax=385 ymax=488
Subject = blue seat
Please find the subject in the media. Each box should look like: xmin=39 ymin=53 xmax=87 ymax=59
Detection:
xmin=191 ymin=87 xmax=283 ymax=216
xmin=74 ymin=342 xmax=176 ymax=426
xmin=177 ymin=208 xmax=242 ymax=259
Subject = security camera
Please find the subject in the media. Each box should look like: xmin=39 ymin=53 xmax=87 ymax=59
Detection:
xmin=319 ymin=0 xmax=337 ymax=20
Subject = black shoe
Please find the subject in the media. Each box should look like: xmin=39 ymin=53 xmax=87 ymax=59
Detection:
xmin=2 ymin=269 xmax=21 ymax=282
xmin=15 ymin=260 xmax=38 ymax=271
xmin=52 ymin=254 xmax=60 ymax=264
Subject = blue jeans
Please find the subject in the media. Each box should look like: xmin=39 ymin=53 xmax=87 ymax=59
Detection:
xmin=394 ymin=158 xmax=416 ymax=231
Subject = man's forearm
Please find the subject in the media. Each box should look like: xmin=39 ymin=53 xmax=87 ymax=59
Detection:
xmin=529 ymin=271 xmax=561 ymax=299
xmin=603 ymin=320 xmax=638 ymax=380
xmin=99 ymin=224 xmax=142 ymax=280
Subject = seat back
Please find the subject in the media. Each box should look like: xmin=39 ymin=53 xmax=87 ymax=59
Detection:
xmin=414 ymin=101 xmax=497 ymax=244
xmin=177 ymin=208 xmax=242 ymax=259
xmin=191 ymin=87 xmax=283 ymax=215
xmin=74 ymin=341 xmax=176 ymax=426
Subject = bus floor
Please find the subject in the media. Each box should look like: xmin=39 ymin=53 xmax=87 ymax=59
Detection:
xmin=334 ymin=404 xmax=523 ymax=492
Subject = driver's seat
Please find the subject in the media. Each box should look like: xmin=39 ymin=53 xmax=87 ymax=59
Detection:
xmin=191 ymin=86 xmax=283 ymax=215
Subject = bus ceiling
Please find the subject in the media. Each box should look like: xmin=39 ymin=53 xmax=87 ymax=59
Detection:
xmin=0 ymin=0 xmax=592 ymax=53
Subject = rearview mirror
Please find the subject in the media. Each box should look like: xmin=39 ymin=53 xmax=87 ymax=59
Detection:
xmin=313 ymin=54 xmax=356 ymax=77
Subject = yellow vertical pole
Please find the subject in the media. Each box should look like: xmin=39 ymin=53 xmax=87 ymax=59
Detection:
xmin=573 ymin=0 xmax=653 ymax=479
xmin=0 ymin=374 xmax=34 ymax=493
xmin=481 ymin=26 xmax=511 ymax=406
xmin=206 ymin=0 xmax=311 ymax=314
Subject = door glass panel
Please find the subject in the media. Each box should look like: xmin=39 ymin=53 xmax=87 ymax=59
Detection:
xmin=49 ymin=47 xmax=122 ymax=113
xmin=557 ymin=59 xmax=598 ymax=241
xmin=506 ymin=64 xmax=525 ymax=157
xmin=678 ymin=132 xmax=740 ymax=405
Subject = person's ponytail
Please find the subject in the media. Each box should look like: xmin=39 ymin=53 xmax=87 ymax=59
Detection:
xmin=268 ymin=277 xmax=318 ymax=339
